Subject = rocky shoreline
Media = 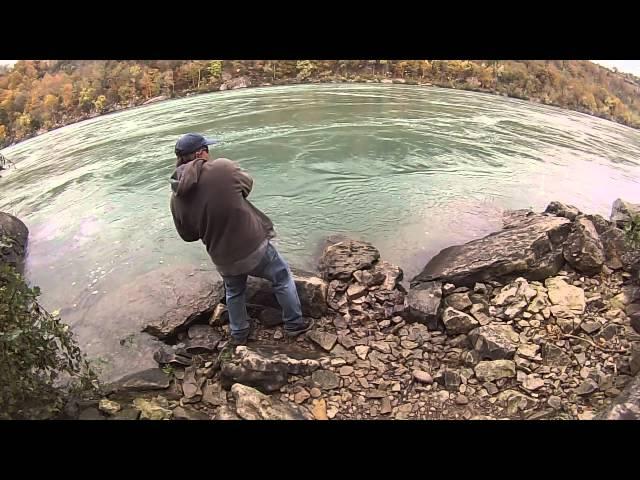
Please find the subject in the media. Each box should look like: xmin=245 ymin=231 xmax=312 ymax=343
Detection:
xmin=49 ymin=198 xmax=640 ymax=421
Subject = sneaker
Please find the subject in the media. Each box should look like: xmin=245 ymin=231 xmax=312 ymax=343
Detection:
xmin=284 ymin=318 xmax=315 ymax=338
xmin=228 ymin=319 xmax=256 ymax=346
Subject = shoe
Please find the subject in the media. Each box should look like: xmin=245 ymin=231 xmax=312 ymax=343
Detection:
xmin=284 ymin=318 xmax=315 ymax=338
xmin=228 ymin=318 xmax=256 ymax=346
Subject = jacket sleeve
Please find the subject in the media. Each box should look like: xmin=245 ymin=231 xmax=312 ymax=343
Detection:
xmin=233 ymin=162 xmax=253 ymax=198
xmin=170 ymin=198 xmax=199 ymax=242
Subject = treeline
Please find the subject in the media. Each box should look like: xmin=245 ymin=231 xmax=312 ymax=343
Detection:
xmin=1 ymin=60 xmax=639 ymax=147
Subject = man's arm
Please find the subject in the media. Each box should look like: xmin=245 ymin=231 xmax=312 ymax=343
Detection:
xmin=235 ymin=164 xmax=254 ymax=198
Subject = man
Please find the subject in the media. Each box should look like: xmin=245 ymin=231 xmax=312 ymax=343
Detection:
xmin=169 ymin=133 xmax=314 ymax=345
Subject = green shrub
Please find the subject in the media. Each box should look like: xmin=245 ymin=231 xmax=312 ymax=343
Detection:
xmin=0 ymin=264 xmax=96 ymax=419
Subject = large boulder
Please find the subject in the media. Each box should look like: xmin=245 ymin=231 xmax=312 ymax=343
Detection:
xmin=610 ymin=198 xmax=640 ymax=229
xmin=220 ymin=344 xmax=327 ymax=393
xmin=0 ymin=212 xmax=29 ymax=274
xmin=141 ymin=270 xmax=225 ymax=341
xmin=585 ymin=213 xmax=638 ymax=272
xmin=412 ymin=214 xmax=571 ymax=288
xmin=231 ymin=384 xmax=309 ymax=420
xmin=106 ymin=368 xmax=172 ymax=394
xmin=239 ymin=269 xmax=327 ymax=319
xmin=563 ymin=217 xmax=605 ymax=275
xmin=597 ymin=373 xmax=640 ymax=420
xmin=319 ymin=239 xmax=380 ymax=281
xmin=468 ymin=324 xmax=520 ymax=360
xmin=407 ymin=281 xmax=443 ymax=329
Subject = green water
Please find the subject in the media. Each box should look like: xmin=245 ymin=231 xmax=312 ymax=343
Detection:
xmin=2 ymin=84 xmax=639 ymax=378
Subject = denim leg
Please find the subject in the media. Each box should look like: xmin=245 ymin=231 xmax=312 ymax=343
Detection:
xmin=222 ymin=273 xmax=250 ymax=339
xmin=249 ymin=243 xmax=304 ymax=331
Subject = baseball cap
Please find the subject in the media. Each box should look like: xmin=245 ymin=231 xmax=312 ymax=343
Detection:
xmin=174 ymin=133 xmax=218 ymax=155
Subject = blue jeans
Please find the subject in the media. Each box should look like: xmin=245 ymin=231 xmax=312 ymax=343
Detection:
xmin=222 ymin=242 xmax=304 ymax=340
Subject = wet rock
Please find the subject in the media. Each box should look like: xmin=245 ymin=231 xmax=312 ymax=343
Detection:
xmin=0 ymin=211 xmax=29 ymax=274
xmin=545 ymin=277 xmax=585 ymax=314
xmin=407 ymin=282 xmax=443 ymax=329
xmin=142 ymin=274 xmax=225 ymax=340
xmin=455 ymin=394 xmax=469 ymax=405
xmin=107 ymin=368 xmax=171 ymax=394
xmin=307 ymin=331 xmax=338 ymax=352
xmin=231 ymin=384 xmax=307 ymax=420
xmin=173 ymin=406 xmax=211 ymax=420
xmin=474 ymin=360 xmax=516 ymax=382
xmin=563 ymin=218 xmax=605 ymax=275
xmin=468 ymin=324 xmax=520 ymax=360
xmin=319 ymin=239 xmax=380 ymax=281
xmin=441 ymin=307 xmax=479 ymax=335
xmin=545 ymin=201 xmax=581 ymax=221
xmin=312 ymin=370 xmax=340 ymax=390
xmin=133 ymin=397 xmax=172 ymax=420
xmin=412 ymin=214 xmax=571 ymax=287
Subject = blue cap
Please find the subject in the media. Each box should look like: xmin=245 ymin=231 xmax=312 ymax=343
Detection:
xmin=174 ymin=133 xmax=218 ymax=155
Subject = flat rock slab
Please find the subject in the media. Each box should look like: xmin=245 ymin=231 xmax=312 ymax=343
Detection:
xmin=412 ymin=214 xmax=571 ymax=287
xmin=106 ymin=368 xmax=171 ymax=394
